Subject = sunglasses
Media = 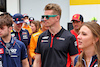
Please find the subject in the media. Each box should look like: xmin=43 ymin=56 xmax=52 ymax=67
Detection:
xmin=0 ymin=12 xmax=12 ymax=17
xmin=42 ymin=15 xmax=57 ymax=20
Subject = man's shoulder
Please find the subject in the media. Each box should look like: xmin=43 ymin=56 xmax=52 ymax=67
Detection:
xmin=70 ymin=29 xmax=74 ymax=32
xmin=62 ymin=29 xmax=74 ymax=37
xmin=39 ymin=30 xmax=49 ymax=36
xmin=15 ymin=39 xmax=25 ymax=46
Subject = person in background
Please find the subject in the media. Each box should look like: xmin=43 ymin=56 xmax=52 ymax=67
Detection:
xmin=11 ymin=13 xmax=30 ymax=66
xmin=91 ymin=17 xmax=97 ymax=22
xmin=33 ymin=3 xmax=78 ymax=67
xmin=11 ymin=13 xmax=30 ymax=49
xmin=0 ymin=12 xmax=29 ymax=67
xmin=29 ymin=19 xmax=48 ymax=60
xmin=29 ymin=20 xmax=41 ymax=67
xmin=36 ymin=20 xmax=41 ymax=32
xmin=30 ymin=20 xmax=41 ymax=35
xmin=74 ymin=22 xmax=100 ymax=67
xmin=68 ymin=14 xmax=84 ymax=66
xmin=70 ymin=14 xmax=84 ymax=54
xmin=23 ymin=14 xmax=32 ymax=35
xmin=29 ymin=17 xmax=34 ymax=23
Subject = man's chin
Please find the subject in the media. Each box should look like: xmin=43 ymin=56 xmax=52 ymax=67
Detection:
xmin=75 ymin=28 xmax=79 ymax=30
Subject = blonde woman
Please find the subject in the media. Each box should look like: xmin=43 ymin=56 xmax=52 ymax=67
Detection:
xmin=74 ymin=22 xmax=100 ymax=67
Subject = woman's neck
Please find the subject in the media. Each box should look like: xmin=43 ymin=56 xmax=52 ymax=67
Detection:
xmin=84 ymin=47 xmax=95 ymax=60
xmin=84 ymin=49 xmax=95 ymax=67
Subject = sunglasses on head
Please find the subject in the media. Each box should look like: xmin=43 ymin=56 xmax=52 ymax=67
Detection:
xmin=0 ymin=12 xmax=12 ymax=17
xmin=41 ymin=15 xmax=57 ymax=20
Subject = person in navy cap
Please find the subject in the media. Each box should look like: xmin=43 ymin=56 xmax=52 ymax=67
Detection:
xmin=0 ymin=12 xmax=29 ymax=67
xmin=11 ymin=13 xmax=30 ymax=49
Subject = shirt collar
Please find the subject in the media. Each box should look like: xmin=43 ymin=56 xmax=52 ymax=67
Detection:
xmin=82 ymin=55 xmax=97 ymax=67
xmin=0 ymin=37 xmax=14 ymax=45
xmin=47 ymin=27 xmax=65 ymax=37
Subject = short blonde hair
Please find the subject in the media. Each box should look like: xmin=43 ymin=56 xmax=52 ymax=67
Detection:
xmin=44 ymin=3 xmax=61 ymax=18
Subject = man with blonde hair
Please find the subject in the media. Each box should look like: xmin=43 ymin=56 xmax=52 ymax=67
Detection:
xmin=33 ymin=3 xmax=78 ymax=67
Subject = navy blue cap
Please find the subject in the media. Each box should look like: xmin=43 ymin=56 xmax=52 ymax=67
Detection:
xmin=13 ymin=13 xmax=24 ymax=24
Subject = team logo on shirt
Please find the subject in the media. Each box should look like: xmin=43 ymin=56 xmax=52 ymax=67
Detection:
xmin=56 ymin=37 xmax=65 ymax=41
xmin=41 ymin=40 xmax=48 ymax=43
xmin=22 ymin=32 xmax=28 ymax=39
xmin=42 ymin=36 xmax=49 ymax=39
xmin=0 ymin=48 xmax=4 ymax=54
xmin=74 ymin=41 xmax=77 ymax=46
xmin=41 ymin=36 xmax=49 ymax=43
xmin=11 ymin=33 xmax=15 ymax=37
xmin=22 ymin=32 xmax=27 ymax=35
xmin=10 ymin=49 xmax=18 ymax=57
xmin=10 ymin=49 xmax=17 ymax=54
xmin=94 ymin=64 xmax=98 ymax=67
xmin=23 ymin=35 xmax=28 ymax=39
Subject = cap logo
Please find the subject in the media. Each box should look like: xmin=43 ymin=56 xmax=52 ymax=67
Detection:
xmin=78 ymin=16 xmax=80 ymax=20
xmin=17 ymin=21 xmax=20 ymax=24
xmin=16 ymin=18 xmax=18 ymax=21
xmin=74 ymin=15 xmax=77 ymax=18
xmin=74 ymin=15 xmax=80 ymax=20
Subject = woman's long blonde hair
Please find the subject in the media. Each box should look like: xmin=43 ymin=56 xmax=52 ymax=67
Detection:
xmin=75 ymin=22 xmax=100 ymax=67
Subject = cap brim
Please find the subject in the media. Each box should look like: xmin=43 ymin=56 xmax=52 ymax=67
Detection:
xmin=29 ymin=20 xmax=33 ymax=22
xmin=15 ymin=21 xmax=25 ymax=24
xmin=71 ymin=19 xmax=80 ymax=22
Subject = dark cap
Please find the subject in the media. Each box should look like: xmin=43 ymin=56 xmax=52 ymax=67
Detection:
xmin=13 ymin=13 xmax=24 ymax=24
xmin=71 ymin=14 xmax=83 ymax=22
xmin=29 ymin=17 xmax=34 ymax=22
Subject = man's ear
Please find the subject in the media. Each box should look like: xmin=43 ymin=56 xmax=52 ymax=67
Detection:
xmin=56 ymin=15 xmax=60 ymax=21
xmin=9 ymin=26 xmax=12 ymax=32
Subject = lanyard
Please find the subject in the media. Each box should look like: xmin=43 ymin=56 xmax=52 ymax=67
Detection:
xmin=90 ymin=59 xmax=97 ymax=67
xmin=0 ymin=40 xmax=16 ymax=55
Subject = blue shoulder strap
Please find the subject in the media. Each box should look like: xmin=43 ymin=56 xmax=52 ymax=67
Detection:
xmin=0 ymin=37 xmax=2 ymax=44
xmin=74 ymin=55 xmax=79 ymax=66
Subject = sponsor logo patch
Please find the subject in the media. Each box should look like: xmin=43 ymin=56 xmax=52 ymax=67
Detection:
xmin=56 ymin=37 xmax=65 ymax=41
xmin=74 ymin=41 xmax=77 ymax=46
xmin=0 ymin=48 xmax=4 ymax=54
xmin=22 ymin=32 xmax=27 ymax=35
xmin=41 ymin=40 xmax=48 ymax=43
xmin=94 ymin=64 xmax=98 ymax=67
xmin=42 ymin=36 xmax=49 ymax=39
